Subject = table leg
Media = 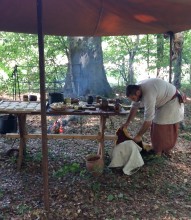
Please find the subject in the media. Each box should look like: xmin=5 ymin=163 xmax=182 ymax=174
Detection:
xmin=17 ymin=114 xmax=27 ymax=170
xmin=98 ymin=115 xmax=107 ymax=158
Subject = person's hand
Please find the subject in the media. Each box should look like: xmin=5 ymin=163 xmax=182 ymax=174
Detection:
xmin=133 ymin=134 xmax=142 ymax=143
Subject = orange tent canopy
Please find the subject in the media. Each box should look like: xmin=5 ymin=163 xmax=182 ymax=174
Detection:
xmin=0 ymin=0 xmax=191 ymax=36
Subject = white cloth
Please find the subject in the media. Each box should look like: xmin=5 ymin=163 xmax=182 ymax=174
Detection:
xmin=153 ymin=97 xmax=184 ymax=124
xmin=131 ymin=78 xmax=182 ymax=123
xmin=108 ymin=140 xmax=144 ymax=175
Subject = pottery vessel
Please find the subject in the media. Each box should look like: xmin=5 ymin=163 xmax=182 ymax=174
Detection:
xmin=85 ymin=154 xmax=104 ymax=176
xmin=100 ymin=99 xmax=108 ymax=111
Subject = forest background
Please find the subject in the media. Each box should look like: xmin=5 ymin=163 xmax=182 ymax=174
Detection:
xmin=0 ymin=30 xmax=191 ymax=99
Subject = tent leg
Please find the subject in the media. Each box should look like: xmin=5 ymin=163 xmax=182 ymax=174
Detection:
xmin=37 ymin=0 xmax=50 ymax=212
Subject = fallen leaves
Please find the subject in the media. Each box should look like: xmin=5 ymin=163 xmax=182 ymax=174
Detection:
xmin=0 ymin=105 xmax=191 ymax=219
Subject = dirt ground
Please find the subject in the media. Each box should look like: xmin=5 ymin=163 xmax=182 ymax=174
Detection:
xmin=0 ymin=101 xmax=191 ymax=220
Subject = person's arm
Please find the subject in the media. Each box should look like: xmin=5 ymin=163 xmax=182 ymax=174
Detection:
xmin=122 ymin=106 xmax=138 ymax=128
xmin=133 ymin=120 xmax=152 ymax=143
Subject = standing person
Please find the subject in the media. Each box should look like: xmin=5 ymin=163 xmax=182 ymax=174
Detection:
xmin=122 ymin=78 xmax=184 ymax=156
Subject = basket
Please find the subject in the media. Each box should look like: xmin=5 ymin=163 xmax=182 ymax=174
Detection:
xmin=49 ymin=102 xmax=72 ymax=111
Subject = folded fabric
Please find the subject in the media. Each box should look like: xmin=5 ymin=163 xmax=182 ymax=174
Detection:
xmin=115 ymin=127 xmax=132 ymax=145
xmin=115 ymin=127 xmax=153 ymax=153
xmin=108 ymin=140 xmax=144 ymax=175
xmin=108 ymin=127 xmax=153 ymax=175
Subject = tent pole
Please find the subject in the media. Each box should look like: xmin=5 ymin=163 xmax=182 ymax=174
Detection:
xmin=37 ymin=0 xmax=50 ymax=211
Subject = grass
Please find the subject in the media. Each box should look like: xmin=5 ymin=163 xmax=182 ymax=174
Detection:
xmin=53 ymin=162 xmax=81 ymax=178
xmin=0 ymin=188 xmax=4 ymax=198
xmin=16 ymin=204 xmax=31 ymax=215
xmin=180 ymin=133 xmax=191 ymax=141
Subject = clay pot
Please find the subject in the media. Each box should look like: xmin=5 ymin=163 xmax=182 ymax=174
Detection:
xmin=23 ymin=95 xmax=28 ymax=101
xmin=85 ymin=154 xmax=104 ymax=176
xmin=96 ymin=96 xmax=102 ymax=103
xmin=100 ymin=99 xmax=108 ymax=111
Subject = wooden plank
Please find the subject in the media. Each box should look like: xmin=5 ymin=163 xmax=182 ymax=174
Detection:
xmin=6 ymin=133 xmax=117 ymax=140
xmin=104 ymin=135 xmax=117 ymax=140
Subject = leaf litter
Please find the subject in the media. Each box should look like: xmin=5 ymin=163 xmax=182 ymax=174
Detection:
xmin=0 ymin=105 xmax=191 ymax=219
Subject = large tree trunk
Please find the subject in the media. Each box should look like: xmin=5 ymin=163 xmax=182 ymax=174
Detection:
xmin=63 ymin=37 xmax=112 ymax=98
xmin=173 ymin=50 xmax=182 ymax=89
xmin=173 ymin=32 xmax=184 ymax=89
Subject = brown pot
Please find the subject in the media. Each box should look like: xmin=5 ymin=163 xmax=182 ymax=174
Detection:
xmin=100 ymin=99 xmax=108 ymax=111
xmin=23 ymin=95 xmax=28 ymax=102
xmin=85 ymin=154 xmax=104 ymax=176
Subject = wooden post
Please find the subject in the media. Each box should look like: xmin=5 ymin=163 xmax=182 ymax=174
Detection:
xmin=37 ymin=0 xmax=50 ymax=212
xmin=17 ymin=114 xmax=27 ymax=170
xmin=98 ymin=115 xmax=107 ymax=158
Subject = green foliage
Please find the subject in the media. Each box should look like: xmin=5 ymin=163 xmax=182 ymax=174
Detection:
xmin=0 ymin=32 xmax=68 ymax=94
xmin=53 ymin=162 xmax=81 ymax=178
xmin=1 ymin=31 xmax=191 ymax=94
xmin=0 ymin=188 xmax=4 ymax=198
xmin=181 ymin=133 xmax=191 ymax=141
xmin=111 ymin=85 xmax=126 ymax=94
xmin=103 ymin=35 xmax=141 ymax=83
xmin=91 ymin=182 xmax=101 ymax=193
xmin=103 ymin=34 xmax=173 ymax=84
xmin=25 ymin=151 xmax=42 ymax=162
xmin=107 ymin=194 xmax=114 ymax=201
xmin=107 ymin=193 xmax=128 ymax=202
xmin=143 ymin=155 xmax=166 ymax=165
xmin=16 ymin=204 xmax=31 ymax=215
xmin=181 ymin=82 xmax=191 ymax=91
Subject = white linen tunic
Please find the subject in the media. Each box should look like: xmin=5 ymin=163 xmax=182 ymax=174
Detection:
xmin=132 ymin=78 xmax=184 ymax=124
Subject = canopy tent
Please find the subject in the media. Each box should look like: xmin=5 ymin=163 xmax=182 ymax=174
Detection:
xmin=0 ymin=0 xmax=191 ymax=211
xmin=1 ymin=0 xmax=191 ymax=36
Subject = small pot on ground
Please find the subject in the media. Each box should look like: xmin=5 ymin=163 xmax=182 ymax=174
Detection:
xmin=85 ymin=154 xmax=104 ymax=176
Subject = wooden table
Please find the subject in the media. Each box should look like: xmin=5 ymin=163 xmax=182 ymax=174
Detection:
xmin=0 ymin=101 xmax=129 ymax=170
